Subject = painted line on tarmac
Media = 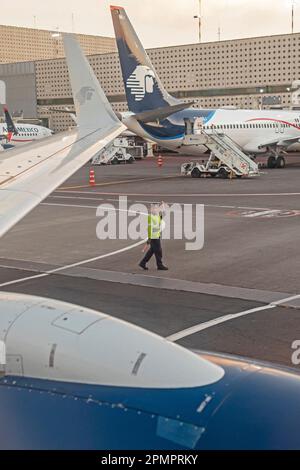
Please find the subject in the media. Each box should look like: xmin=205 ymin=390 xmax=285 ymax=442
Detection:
xmin=0 ymin=238 xmax=146 ymax=289
xmin=59 ymin=174 xmax=178 ymax=190
xmin=55 ymin=190 xmax=300 ymax=197
xmin=166 ymin=294 xmax=300 ymax=342
xmin=0 ymin=200 xmax=151 ymax=289
xmin=46 ymin=197 xmax=300 ymax=214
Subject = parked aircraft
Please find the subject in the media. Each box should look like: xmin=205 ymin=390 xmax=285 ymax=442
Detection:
xmin=111 ymin=5 xmax=300 ymax=169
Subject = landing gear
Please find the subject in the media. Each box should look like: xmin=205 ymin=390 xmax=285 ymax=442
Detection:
xmin=276 ymin=156 xmax=286 ymax=169
xmin=267 ymin=156 xmax=276 ymax=169
xmin=267 ymin=150 xmax=286 ymax=169
xmin=267 ymin=155 xmax=286 ymax=169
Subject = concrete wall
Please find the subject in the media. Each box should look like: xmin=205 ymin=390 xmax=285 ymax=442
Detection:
xmin=0 ymin=62 xmax=37 ymax=118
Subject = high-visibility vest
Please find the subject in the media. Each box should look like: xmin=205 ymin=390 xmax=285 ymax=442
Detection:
xmin=148 ymin=214 xmax=162 ymax=239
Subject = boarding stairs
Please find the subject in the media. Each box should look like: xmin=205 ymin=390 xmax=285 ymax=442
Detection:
xmin=91 ymin=144 xmax=119 ymax=165
xmin=183 ymin=128 xmax=259 ymax=176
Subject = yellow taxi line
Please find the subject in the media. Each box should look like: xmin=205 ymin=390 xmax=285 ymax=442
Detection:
xmin=59 ymin=174 xmax=179 ymax=190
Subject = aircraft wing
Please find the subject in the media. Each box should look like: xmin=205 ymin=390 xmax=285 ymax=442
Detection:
xmin=0 ymin=34 xmax=125 ymax=238
xmin=257 ymin=135 xmax=300 ymax=149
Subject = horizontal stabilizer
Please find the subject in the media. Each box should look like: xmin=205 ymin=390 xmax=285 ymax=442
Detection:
xmin=134 ymin=102 xmax=194 ymax=123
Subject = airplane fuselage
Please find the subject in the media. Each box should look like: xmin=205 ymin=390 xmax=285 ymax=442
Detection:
xmin=122 ymin=108 xmax=300 ymax=155
xmin=0 ymin=123 xmax=52 ymax=144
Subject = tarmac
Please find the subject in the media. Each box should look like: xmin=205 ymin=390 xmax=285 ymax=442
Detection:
xmin=0 ymin=155 xmax=299 ymax=368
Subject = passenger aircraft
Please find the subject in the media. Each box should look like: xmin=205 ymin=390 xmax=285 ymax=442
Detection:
xmin=111 ymin=5 xmax=300 ymax=168
xmin=0 ymin=32 xmax=300 ymax=450
xmin=0 ymin=106 xmax=52 ymax=148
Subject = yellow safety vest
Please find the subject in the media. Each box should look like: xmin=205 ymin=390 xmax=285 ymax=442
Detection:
xmin=148 ymin=214 xmax=162 ymax=239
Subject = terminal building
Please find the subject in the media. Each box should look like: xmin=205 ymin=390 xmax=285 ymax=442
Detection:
xmin=0 ymin=24 xmax=116 ymax=63
xmin=0 ymin=29 xmax=299 ymax=132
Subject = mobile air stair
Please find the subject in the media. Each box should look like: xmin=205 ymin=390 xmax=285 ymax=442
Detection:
xmin=92 ymin=143 xmax=134 ymax=165
xmin=181 ymin=118 xmax=259 ymax=179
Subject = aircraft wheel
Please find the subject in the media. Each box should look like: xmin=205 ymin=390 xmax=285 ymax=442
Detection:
xmin=267 ymin=156 xmax=276 ymax=169
xmin=276 ymin=156 xmax=286 ymax=169
xmin=191 ymin=168 xmax=201 ymax=178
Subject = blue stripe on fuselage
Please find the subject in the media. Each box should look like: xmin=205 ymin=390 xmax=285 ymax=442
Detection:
xmin=139 ymin=108 xmax=216 ymax=141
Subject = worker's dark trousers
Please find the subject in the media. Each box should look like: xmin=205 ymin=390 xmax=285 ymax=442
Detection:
xmin=141 ymin=239 xmax=163 ymax=268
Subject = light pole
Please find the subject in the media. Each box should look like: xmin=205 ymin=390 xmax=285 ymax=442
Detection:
xmin=290 ymin=0 xmax=299 ymax=34
xmin=193 ymin=0 xmax=202 ymax=43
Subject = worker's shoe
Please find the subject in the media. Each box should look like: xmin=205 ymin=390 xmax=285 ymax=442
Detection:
xmin=139 ymin=262 xmax=148 ymax=271
xmin=158 ymin=265 xmax=168 ymax=271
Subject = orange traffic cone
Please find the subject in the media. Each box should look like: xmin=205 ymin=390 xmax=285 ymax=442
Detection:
xmin=157 ymin=155 xmax=163 ymax=168
xmin=89 ymin=168 xmax=96 ymax=186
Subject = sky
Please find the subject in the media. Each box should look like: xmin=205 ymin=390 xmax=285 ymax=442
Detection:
xmin=1 ymin=0 xmax=300 ymax=48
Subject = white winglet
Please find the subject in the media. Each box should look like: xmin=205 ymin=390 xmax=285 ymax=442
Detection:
xmin=63 ymin=34 xmax=119 ymax=132
xmin=0 ymin=34 xmax=125 ymax=238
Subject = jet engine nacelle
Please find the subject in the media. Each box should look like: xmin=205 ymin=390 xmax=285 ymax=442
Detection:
xmin=0 ymin=292 xmax=223 ymax=388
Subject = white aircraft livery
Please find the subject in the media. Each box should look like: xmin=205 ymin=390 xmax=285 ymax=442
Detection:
xmin=111 ymin=5 xmax=300 ymax=168
xmin=0 ymin=106 xmax=52 ymax=146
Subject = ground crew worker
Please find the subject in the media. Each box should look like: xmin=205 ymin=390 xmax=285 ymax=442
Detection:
xmin=139 ymin=203 xmax=168 ymax=271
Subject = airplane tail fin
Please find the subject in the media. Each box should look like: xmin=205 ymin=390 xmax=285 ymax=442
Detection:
xmin=110 ymin=5 xmax=182 ymax=114
xmin=3 ymin=106 xmax=18 ymax=140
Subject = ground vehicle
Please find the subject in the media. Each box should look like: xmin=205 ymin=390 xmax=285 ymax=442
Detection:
xmin=92 ymin=145 xmax=135 ymax=165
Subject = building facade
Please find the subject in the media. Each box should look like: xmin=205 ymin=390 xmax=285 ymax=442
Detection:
xmin=0 ymin=25 xmax=116 ymax=63
xmin=0 ymin=32 xmax=299 ymax=131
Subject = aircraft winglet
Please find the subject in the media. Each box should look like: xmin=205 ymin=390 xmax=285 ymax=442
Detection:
xmin=0 ymin=35 xmax=124 ymax=239
xmin=63 ymin=34 xmax=120 ymax=132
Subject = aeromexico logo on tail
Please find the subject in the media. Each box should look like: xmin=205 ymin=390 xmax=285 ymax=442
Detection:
xmin=76 ymin=86 xmax=95 ymax=105
xmin=126 ymin=65 xmax=156 ymax=101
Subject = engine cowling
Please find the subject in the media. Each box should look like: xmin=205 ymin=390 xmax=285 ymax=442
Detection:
xmin=0 ymin=292 xmax=224 ymax=389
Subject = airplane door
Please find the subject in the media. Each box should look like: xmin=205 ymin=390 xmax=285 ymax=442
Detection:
xmin=275 ymin=122 xmax=284 ymax=134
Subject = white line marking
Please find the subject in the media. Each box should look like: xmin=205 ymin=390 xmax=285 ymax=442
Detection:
xmin=42 ymin=202 xmax=148 ymax=217
xmin=0 ymin=201 xmax=150 ymax=288
xmin=55 ymin=190 xmax=300 ymax=197
xmin=166 ymin=305 xmax=276 ymax=342
xmin=45 ymin=198 xmax=299 ymax=214
xmin=42 ymin=202 xmax=96 ymax=209
xmin=274 ymin=293 xmax=300 ymax=306
xmin=244 ymin=210 xmax=280 ymax=218
xmin=0 ymin=239 xmax=146 ymax=289
xmin=166 ymin=294 xmax=300 ymax=342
